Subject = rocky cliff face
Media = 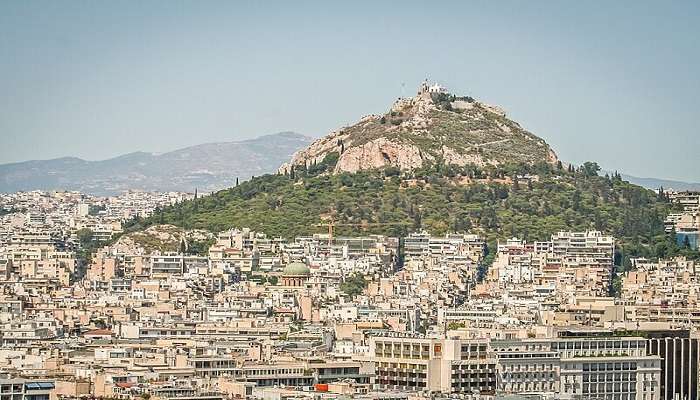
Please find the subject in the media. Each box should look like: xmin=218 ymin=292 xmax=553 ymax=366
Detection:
xmin=280 ymin=84 xmax=558 ymax=174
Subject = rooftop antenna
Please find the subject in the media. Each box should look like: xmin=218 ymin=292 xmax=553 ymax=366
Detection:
xmin=400 ymin=82 xmax=405 ymax=98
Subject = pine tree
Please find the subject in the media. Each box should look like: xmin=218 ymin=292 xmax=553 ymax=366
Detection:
xmin=179 ymin=239 xmax=187 ymax=254
xmin=572 ymin=190 xmax=582 ymax=211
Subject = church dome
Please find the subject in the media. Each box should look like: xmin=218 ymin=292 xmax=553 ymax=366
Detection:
xmin=283 ymin=262 xmax=310 ymax=276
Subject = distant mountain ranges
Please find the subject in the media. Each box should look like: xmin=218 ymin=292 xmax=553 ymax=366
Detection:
xmin=615 ymin=174 xmax=700 ymax=192
xmin=0 ymin=132 xmax=312 ymax=196
xmin=0 ymin=130 xmax=697 ymax=197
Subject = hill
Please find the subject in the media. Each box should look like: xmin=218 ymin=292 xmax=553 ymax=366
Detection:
xmin=127 ymin=160 xmax=695 ymax=267
xmin=125 ymin=83 xmax=697 ymax=273
xmin=280 ymin=82 xmax=557 ymax=174
xmin=0 ymin=132 xmax=312 ymax=195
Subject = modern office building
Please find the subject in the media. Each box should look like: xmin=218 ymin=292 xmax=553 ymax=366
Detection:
xmin=493 ymin=336 xmax=661 ymax=400
xmin=647 ymin=332 xmax=699 ymax=400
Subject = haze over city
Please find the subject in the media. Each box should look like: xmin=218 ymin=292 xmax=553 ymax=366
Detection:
xmin=1 ymin=0 xmax=699 ymax=182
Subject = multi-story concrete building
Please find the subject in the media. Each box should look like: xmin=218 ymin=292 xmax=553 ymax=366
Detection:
xmin=404 ymin=232 xmax=485 ymax=263
xmin=647 ymin=333 xmax=700 ymax=400
xmin=669 ymin=191 xmax=700 ymax=213
xmin=0 ymin=377 xmax=55 ymax=400
xmin=369 ymin=337 xmax=497 ymax=394
xmin=369 ymin=335 xmax=661 ymax=399
xmin=494 ymin=336 xmax=661 ymax=400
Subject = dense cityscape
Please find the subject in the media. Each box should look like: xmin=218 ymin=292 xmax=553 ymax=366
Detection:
xmin=0 ymin=188 xmax=698 ymax=400
xmin=2 ymin=3 xmax=699 ymax=400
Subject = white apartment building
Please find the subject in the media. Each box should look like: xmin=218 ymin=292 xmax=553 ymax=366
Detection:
xmin=494 ymin=337 xmax=661 ymax=400
xmin=368 ymin=336 xmax=661 ymax=399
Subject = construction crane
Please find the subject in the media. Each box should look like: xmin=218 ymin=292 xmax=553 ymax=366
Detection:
xmin=314 ymin=220 xmax=412 ymax=245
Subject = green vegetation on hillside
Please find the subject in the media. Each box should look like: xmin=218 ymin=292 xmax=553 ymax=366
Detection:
xmin=123 ymin=160 xmax=697 ymax=271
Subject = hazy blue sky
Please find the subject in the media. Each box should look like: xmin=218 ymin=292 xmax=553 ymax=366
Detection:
xmin=1 ymin=1 xmax=698 ymax=181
